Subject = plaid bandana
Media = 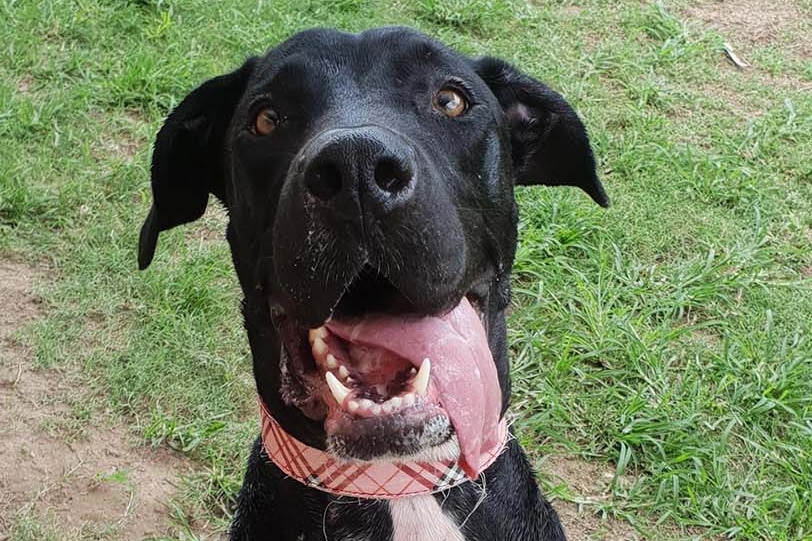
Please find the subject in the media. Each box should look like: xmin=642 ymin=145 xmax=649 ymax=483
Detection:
xmin=259 ymin=400 xmax=508 ymax=499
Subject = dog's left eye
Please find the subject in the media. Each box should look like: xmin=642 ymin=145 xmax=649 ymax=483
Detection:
xmin=433 ymin=88 xmax=467 ymax=118
xmin=253 ymin=108 xmax=280 ymax=136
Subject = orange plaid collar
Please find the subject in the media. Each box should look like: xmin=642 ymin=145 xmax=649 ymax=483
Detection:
xmin=259 ymin=400 xmax=508 ymax=499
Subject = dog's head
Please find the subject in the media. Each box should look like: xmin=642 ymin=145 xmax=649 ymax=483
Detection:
xmin=139 ymin=27 xmax=607 ymax=476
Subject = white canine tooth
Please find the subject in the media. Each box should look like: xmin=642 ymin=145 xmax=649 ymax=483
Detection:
xmin=308 ymin=327 xmax=328 ymax=344
xmin=325 ymin=371 xmax=351 ymax=405
xmin=402 ymin=393 xmax=415 ymax=407
xmin=338 ymin=365 xmax=349 ymax=379
xmin=388 ymin=396 xmax=402 ymax=409
xmin=347 ymin=400 xmax=360 ymax=413
xmin=413 ymin=358 xmax=431 ymax=396
xmin=326 ymin=354 xmax=338 ymax=369
xmin=312 ymin=337 xmax=328 ymax=359
xmin=382 ymin=402 xmax=394 ymax=414
xmin=371 ymin=404 xmax=383 ymax=416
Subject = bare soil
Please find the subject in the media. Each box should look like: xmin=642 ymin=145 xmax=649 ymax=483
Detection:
xmin=679 ymin=0 xmax=811 ymax=120
xmin=542 ymin=456 xmax=640 ymax=541
xmin=186 ymin=197 xmax=230 ymax=246
xmin=0 ymin=261 xmax=194 ymax=540
xmin=685 ymin=0 xmax=812 ymax=61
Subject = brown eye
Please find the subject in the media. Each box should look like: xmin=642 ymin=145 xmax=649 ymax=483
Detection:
xmin=433 ymin=88 xmax=467 ymax=118
xmin=253 ymin=108 xmax=279 ymax=135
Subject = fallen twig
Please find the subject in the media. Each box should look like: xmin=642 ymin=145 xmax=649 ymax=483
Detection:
xmin=723 ymin=42 xmax=750 ymax=69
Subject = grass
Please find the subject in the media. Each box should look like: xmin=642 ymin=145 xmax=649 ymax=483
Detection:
xmin=2 ymin=0 xmax=810 ymax=539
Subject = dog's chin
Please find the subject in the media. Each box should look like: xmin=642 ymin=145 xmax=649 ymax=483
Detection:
xmin=271 ymin=270 xmax=489 ymax=463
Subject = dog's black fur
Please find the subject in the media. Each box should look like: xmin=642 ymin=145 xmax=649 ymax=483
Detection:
xmin=139 ymin=27 xmax=607 ymax=541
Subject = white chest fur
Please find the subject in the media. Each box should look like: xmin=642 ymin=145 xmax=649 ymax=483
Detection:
xmin=389 ymin=496 xmax=465 ymax=541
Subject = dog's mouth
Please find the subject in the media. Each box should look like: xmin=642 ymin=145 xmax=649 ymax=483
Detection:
xmin=273 ymin=268 xmax=502 ymax=477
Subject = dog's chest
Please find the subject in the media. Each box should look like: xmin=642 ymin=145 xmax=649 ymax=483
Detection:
xmin=388 ymin=496 xmax=465 ymax=541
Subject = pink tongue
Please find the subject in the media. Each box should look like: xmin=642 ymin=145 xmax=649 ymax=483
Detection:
xmin=325 ymin=299 xmax=501 ymax=478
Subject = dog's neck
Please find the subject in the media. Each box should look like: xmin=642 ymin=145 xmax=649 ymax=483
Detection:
xmin=259 ymin=399 xmax=509 ymax=500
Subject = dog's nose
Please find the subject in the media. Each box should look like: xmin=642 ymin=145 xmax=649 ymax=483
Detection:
xmin=302 ymin=127 xmax=416 ymax=218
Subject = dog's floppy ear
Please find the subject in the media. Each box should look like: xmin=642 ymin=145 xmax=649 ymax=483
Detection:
xmin=138 ymin=58 xmax=257 ymax=270
xmin=472 ymin=57 xmax=608 ymax=207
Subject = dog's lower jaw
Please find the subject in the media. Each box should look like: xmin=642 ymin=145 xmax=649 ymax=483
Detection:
xmin=325 ymin=414 xmax=457 ymax=463
xmin=331 ymin=434 xmax=461 ymax=464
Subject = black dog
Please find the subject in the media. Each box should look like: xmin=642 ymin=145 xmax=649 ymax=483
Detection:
xmin=138 ymin=27 xmax=607 ymax=541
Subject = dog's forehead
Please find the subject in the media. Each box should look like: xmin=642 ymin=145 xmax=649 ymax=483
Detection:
xmin=251 ymin=27 xmax=475 ymax=94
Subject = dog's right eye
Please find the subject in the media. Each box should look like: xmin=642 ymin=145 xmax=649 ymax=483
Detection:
xmin=253 ymin=108 xmax=280 ymax=136
xmin=433 ymin=88 xmax=468 ymax=118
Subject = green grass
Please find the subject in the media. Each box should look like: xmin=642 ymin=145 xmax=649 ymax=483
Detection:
xmin=2 ymin=0 xmax=811 ymax=539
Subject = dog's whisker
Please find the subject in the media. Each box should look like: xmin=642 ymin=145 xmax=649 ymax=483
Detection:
xmin=458 ymin=473 xmax=489 ymax=530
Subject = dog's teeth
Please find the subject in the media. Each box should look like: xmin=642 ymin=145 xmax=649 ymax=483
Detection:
xmin=358 ymin=398 xmax=375 ymax=413
xmin=312 ymin=337 xmax=328 ymax=360
xmin=371 ymin=403 xmax=383 ymax=416
xmin=325 ymin=371 xmax=351 ymax=405
xmin=308 ymin=327 xmax=328 ymax=345
xmin=326 ymin=354 xmax=338 ymax=369
xmin=381 ymin=402 xmax=394 ymax=414
xmin=413 ymin=358 xmax=430 ymax=396
xmin=338 ymin=365 xmax=349 ymax=379
xmin=347 ymin=400 xmax=360 ymax=413
xmin=388 ymin=396 xmax=402 ymax=409
xmin=402 ymin=392 xmax=415 ymax=407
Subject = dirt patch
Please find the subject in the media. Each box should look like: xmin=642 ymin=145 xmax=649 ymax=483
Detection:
xmin=91 ymin=111 xmax=147 ymax=166
xmin=99 ymin=135 xmax=141 ymax=164
xmin=708 ymin=84 xmax=768 ymax=120
xmin=16 ymin=76 xmax=34 ymax=95
xmin=561 ymin=5 xmax=582 ymax=17
xmin=0 ymin=261 xmax=193 ymax=540
xmin=685 ymin=0 xmax=807 ymax=50
xmin=542 ymin=456 xmax=640 ymax=541
xmin=680 ymin=0 xmax=811 ymax=117
xmin=186 ymin=197 xmax=230 ymax=246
